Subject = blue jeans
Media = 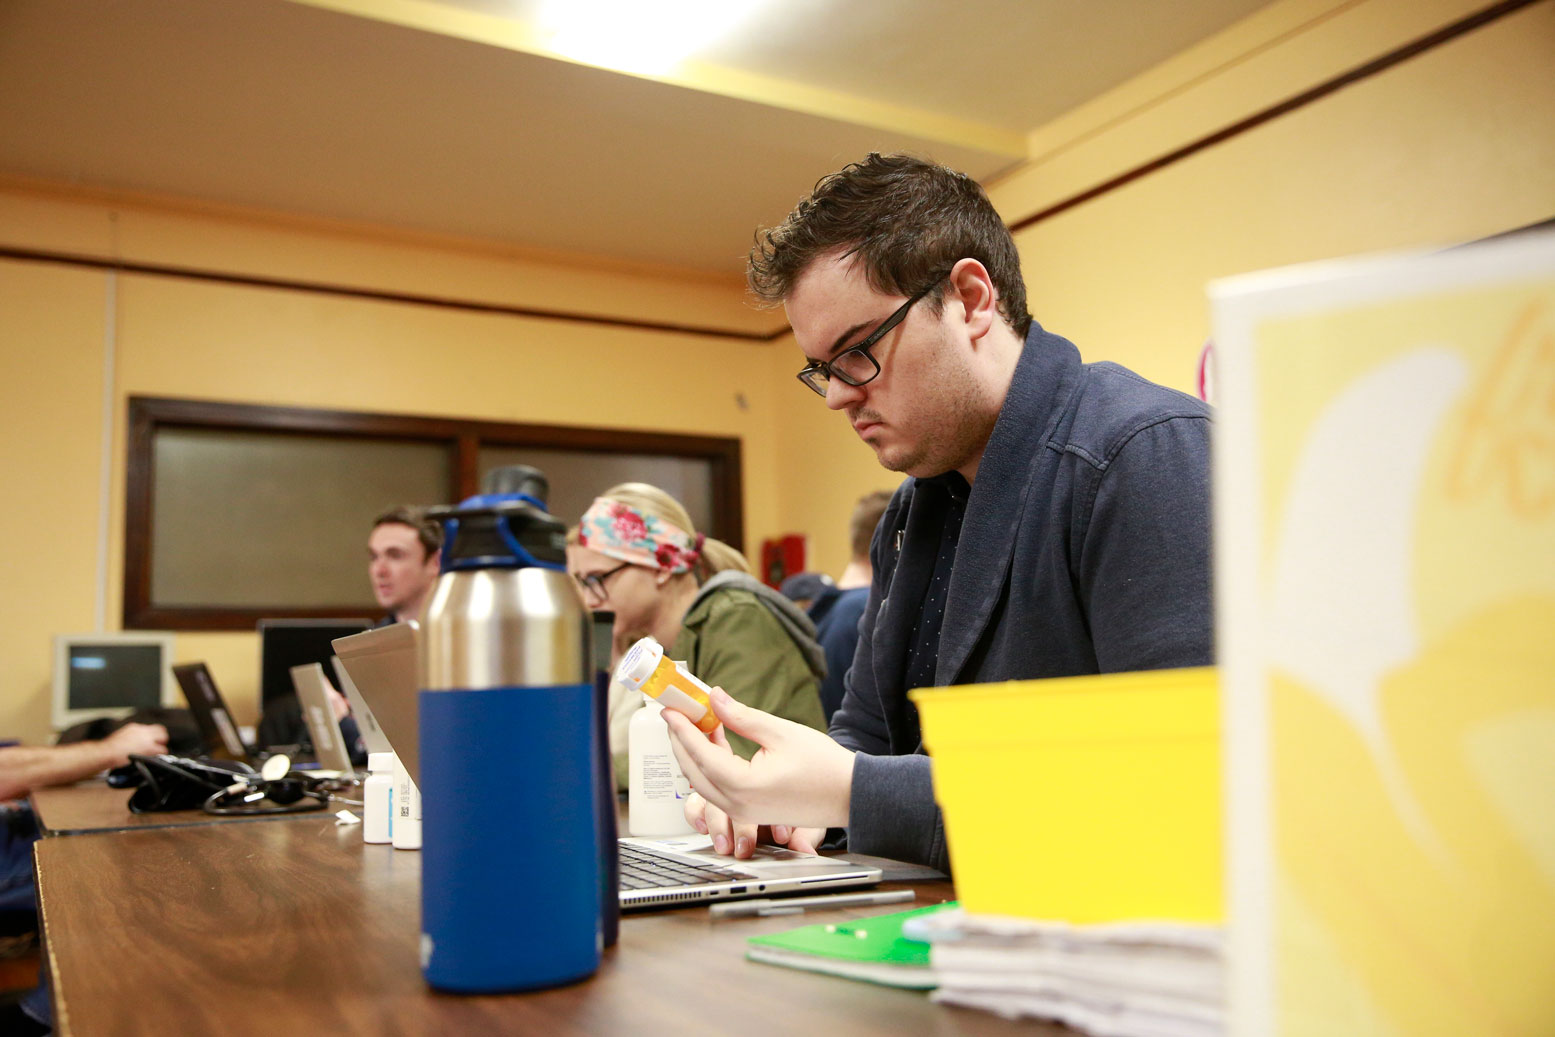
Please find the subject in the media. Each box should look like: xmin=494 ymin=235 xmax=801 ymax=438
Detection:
xmin=0 ymin=806 xmax=48 ymax=1029
xmin=0 ymin=805 xmax=38 ymax=925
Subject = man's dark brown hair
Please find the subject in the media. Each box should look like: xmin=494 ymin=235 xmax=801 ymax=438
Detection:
xmin=849 ymin=489 xmax=895 ymax=560
xmin=371 ymin=505 xmax=444 ymax=560
xmin=748 ymin=153 xmax=1032 ymax=338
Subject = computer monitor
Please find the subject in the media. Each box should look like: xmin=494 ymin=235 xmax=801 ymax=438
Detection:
xmin=52 ymin=632 xmax=177 ymax=731
xmin=257 ymin=619 xmax=371 ymax=709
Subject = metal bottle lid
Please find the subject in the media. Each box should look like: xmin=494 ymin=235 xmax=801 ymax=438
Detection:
xmin=427 ymin=465 xmax=566 ymax=572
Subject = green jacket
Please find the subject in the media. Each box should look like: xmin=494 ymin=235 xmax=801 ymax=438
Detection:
xmin=669 ymin=570 xmax=827 ymax=760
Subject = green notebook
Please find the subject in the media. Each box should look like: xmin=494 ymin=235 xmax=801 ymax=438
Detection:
xmin=744 ymin=902 xmax=957 ymax=989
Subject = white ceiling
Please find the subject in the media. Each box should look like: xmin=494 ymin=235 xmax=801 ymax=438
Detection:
xmin=0 ymin=0 xmax=1272 ymax=277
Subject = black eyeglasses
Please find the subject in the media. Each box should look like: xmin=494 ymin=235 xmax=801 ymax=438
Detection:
xmin=573 ymin=562 xmax=632 ymax=600
xmin=796 ymin=284 xmax=935 ymax=397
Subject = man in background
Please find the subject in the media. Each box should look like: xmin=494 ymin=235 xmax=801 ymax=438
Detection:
xmin=811 ymin=489 xmax=893 ymax=721
xmin=367 ymin=506 xmax=443 ymax=626
xmin=335 ymin=505 xmax=441 ymax=755
xmin=776 ymin=571 xmax=834 ymax=615
xmin=322 ymin=505 xmax=441 ymax=757
xmin=259 ymin=504 xmax=439 ymax=754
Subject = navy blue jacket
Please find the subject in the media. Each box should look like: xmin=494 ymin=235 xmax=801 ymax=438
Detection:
xmin=812 ymin=587 xmax=869 ymax=722
xmin=830 ymin=323 xmax=1213 ymax=872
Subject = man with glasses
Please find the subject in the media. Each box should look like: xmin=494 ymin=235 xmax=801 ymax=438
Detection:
xmin=663 ymin=153 xmax=1212 ymax=872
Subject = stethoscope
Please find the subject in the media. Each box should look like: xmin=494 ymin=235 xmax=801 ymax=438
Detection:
xmin=202 ymin=753 xmax=363 ymax=816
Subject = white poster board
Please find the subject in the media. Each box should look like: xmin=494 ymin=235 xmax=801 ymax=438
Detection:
xmin=1211 ymin=232 xmax=1555 ymax=1035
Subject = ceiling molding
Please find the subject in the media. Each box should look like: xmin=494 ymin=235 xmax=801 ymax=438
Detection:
xmin=0 ymin=245 xmax=791 ymax=342
xmin=287 ymin=0 xmax=1027 ymax=158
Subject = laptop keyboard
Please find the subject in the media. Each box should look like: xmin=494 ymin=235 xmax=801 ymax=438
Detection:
xmin=618 ymin=842 xmax=754 ymax=890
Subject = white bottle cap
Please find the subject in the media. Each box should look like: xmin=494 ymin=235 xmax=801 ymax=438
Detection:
xmin=615 ymin=636 xmax=664 ymax=690
xmin=368 ymin=752 xmax=396 ymax=774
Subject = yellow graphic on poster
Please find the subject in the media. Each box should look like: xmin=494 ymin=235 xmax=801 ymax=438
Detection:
xmin=1225 ymin=243 xmax=1555 ymax=1036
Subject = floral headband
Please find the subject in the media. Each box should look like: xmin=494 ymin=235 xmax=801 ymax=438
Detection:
xmin=578 ymin=498 xmax=704 ymax=575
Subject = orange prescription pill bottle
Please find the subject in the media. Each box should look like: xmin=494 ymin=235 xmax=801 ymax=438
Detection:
xmin=615 ymin=636 xmax=720 ymax=735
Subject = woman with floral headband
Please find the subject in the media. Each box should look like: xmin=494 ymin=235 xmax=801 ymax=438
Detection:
xmin=568 ymin=482 xmax=827 ymax=789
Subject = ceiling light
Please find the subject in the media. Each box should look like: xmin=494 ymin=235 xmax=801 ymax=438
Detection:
xmin=539 ymin=0 xmax=767 ymax=76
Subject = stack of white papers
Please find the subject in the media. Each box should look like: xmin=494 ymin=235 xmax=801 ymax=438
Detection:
xmin=902 ymin=909 xmax=1224 ymax=1037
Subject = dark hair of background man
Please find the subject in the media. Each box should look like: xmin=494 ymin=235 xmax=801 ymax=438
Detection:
xmin=371 ymin=505 xmax=444 ymax=559
xmin=849 ymin=490 xmax=894 ymax=560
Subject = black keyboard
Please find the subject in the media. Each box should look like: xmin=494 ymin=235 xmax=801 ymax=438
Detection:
xmin=617 ymin=842 xmax=754 ymax=891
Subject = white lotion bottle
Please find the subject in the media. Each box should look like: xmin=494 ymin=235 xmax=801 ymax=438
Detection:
xmin=628 ymin=696 xmax=696 ymax=837
xmin=363 ymin=752 xmax=395 ymax=844
xmin=392 ymin=753 xmax=422 ymax=850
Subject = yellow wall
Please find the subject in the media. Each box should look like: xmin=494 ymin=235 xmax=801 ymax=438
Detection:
xmin=0 ymin=262 xmax=112 ymax=746
xmin=0 ymin=189 xmax=795 ymax=743
xmin=986 ymin=0 xmax=1555 ymax=390
xmin=772 ymin=0 xmax=1555 ymax=582
xmin=3 ymin=0 xmax=1552 ymax=746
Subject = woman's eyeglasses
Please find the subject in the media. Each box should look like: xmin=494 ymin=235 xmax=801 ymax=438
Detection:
xmin=573 ymin=561 xmax=632 ymax=600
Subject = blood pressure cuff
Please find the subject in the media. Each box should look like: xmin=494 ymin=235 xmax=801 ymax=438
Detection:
xmin=120 ymin=755 xmax=252 ymax=814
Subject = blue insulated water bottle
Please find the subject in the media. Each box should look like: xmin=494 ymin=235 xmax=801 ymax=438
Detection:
xmin=419 ymin=466 xmax=602 ymax=992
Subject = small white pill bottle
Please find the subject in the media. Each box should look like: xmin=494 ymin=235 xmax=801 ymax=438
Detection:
xmin=363 ymin=752 xmax=396 ymax=845
xmin=393 ymin=754 xmax=423 ymax=850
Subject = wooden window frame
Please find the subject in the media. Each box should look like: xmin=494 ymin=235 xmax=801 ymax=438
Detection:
xmin=125 ymin=396 xmax=744 ymax=630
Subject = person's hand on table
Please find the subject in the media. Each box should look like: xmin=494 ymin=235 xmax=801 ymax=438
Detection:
xmin=103 ymin=723 xmax=169 ymax=766
xmin=663 ymin=686 xmax=851 ymax=861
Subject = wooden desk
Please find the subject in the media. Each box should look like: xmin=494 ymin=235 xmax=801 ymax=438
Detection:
xmin=29 ymin=782 xmax=324 ymax=837
xmin=35 ymin=819 xmax=1056 ymax=1035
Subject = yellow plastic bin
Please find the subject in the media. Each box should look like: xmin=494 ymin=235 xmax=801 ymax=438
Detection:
xmin=912 ymin=666 xmax=1221 ymax=922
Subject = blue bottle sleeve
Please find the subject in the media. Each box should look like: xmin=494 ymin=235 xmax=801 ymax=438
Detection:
xmin=419 ymin=683 xmax=602 ymax=992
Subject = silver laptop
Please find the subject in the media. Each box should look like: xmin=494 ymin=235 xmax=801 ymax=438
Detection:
xmin=331 ymin=622 xmax=881 ymax=910
xmin=288 ymin=662 xmax=356 ymax=776
xmin=618 ymin=835 xmax=881 ymax=911
xmin=332 ymin=623 xmax=420 ymax=781
xmin=330 ymin=655 xmax=392 ymax=757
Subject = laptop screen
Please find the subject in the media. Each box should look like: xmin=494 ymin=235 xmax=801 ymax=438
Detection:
xmin=171 ymin=662 xmax=249 ymax=762
xmin=258 ymin=619 xmax=370 ymax=708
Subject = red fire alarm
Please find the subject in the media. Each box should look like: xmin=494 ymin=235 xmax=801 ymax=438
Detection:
xmin=759 ymin=535 xmax=806 ymax=589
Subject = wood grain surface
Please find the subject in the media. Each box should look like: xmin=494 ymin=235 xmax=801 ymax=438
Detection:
xmin=36 ymin=820 xmax=1060 ymax=1036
